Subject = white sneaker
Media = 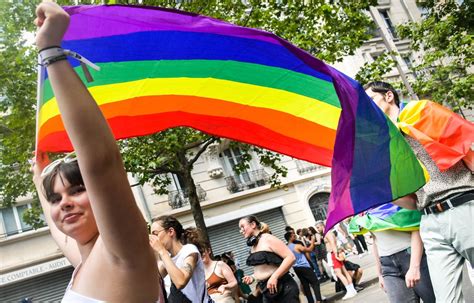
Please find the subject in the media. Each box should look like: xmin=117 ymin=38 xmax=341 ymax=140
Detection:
xmin=342 ymin=291 xmax=357 ymax=300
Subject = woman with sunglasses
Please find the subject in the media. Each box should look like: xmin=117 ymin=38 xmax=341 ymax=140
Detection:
xmin=32 ymin=2 xmax=161 ymax=301
xmin=239 ymin=215 xmax=299 ymax=302
xmin=149 ymin=216 xmax=209 ymax=303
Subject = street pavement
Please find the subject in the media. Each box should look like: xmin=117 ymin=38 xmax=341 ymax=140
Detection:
xmin=303 ymin=249 xmax=474 ymax=303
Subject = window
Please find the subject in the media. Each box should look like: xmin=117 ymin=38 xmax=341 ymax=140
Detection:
xmin=220 ymin=147 xmax=253 ymax=183
xmin=380 ymin=10 xmax=398 ymax=39
xmin=0 ymin=203 xmax=34 ymax=237
xmin=220 ymin=147 xmax=270 ymax=193
xmin=167 ymin=173 xmax=207 ymax=209
xmin=168 ymin=173 xmax=189 ymax=209
xmin=371 ymin=53 xmax=381 ymax=62
xmin=367 ymin=24 xmax=381 ymax=39
xmin=309 ymin=193 xmax=330 ymax=222
xmin=170 ymin=173 xmax=187 ymax=191
xmin=402 ymin=55 xmax=413 ymax=69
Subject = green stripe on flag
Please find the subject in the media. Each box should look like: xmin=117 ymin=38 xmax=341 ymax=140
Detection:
xmin=41 ymin=60 xmax=341 ymax=108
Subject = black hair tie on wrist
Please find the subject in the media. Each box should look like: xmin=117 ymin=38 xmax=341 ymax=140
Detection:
xmin=43 ymin=54 xmax=68 ymax=67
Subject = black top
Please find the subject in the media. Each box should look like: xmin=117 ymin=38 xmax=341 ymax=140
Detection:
xmin=246 ymin=251 xmax=283 ymax=266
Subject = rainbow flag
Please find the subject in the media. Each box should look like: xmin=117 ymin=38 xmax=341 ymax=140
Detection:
xmin=399 ymin=100 xmax=474 ymax=172
xmin=348 ymin=203 xmax=422 ymax=235
xmin=36 ymin=5 xmax=428 ymax=230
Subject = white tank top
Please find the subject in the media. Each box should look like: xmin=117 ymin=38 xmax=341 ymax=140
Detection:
xmin=62 ymin=264 xmax=105 ymax=303
xmin=62 ymin=263 xmax=164 ymax=303
xmin=374 ymin=230 xmax=412 ymax=257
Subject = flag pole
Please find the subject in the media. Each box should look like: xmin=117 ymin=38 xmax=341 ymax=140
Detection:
xmin=35 ymin=54 xmax=45 ymax=159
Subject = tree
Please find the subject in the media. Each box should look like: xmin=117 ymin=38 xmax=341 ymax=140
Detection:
xmin=0 ymin=0 xmax=377 ymax=238
xmin=355 ymin=52 xmax=396 ymax=85
xmin=397 ymin=0 xmax=473 ymax=112
xmin=120 ymin=129 xmax=289 ymax=244
xmin=0 ymin=0 xmax=39 ymax=208
xmin=0 ymin=0 xmax=113 ymax=225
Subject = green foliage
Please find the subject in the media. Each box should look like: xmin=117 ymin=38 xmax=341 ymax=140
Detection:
xmin=119 ymin=128 xmax=216 ymax=195
xmin=0 ymin=1 xmax=38 ymax=208
xmin=22 ymin=199 xmax=47 ymax=229
xmin=397 ymin=0 xmax=473 ymax=110
xmin=355 ymin=52 xmax=396 ymax=85
xmin=253 ymin=147 xmax=288 ymax=188
xmin=229 ymin=141 xmax=288 ymax=188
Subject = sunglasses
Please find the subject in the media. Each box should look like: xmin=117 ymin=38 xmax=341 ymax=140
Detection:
xmin=41 ymin=152 xmax=77 ymax=178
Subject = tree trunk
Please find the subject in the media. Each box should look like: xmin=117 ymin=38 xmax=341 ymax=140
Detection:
xmin=180 ymin=169 xmax=211 ymax=245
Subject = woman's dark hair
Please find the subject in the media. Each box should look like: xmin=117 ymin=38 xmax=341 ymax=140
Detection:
xmin=183 ymin=227 xmax=208 ymax=254
xmin=154 ymin=215 xmax=185 ymax=239
xmin=241 ymin=215 xmax=261 ymax=229
xmin=301 ymin=228 xmax=309 ymax=237
xmin=153 ymin=215 xmax=207 ymax=253
xmin=309 ymin=226 xmax=317 ymax=235
xmin=42 ymin=161 xmax=84 ymax=202
xmin=364 ymin=81 xmax=400 ymax=107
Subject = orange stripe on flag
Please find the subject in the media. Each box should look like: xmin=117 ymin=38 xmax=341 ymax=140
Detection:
xmin=38 ymin=95 xmax=337 ymax=150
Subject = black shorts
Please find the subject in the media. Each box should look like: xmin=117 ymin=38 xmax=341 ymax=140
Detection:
xmin=257 ymin=272 xmax=299 ymax=303
xmin=344 ymin=260 xmax=360 ymax=272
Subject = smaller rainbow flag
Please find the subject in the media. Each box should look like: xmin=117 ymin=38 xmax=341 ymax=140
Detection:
xmin=399 ymin=100 xmax=474 ymax=171
xmin=348 ymin=203 xmax=422 ymax=235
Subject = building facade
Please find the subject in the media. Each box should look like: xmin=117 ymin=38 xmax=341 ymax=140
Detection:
xmin=1 ymin=0 xmax=424 ymax=300
xmin=332 ymin=0 xmax=422 ymax=91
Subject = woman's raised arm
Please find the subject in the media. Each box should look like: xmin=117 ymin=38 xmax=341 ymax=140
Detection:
xmin=35 ymin=2 xmax=150 ymax=262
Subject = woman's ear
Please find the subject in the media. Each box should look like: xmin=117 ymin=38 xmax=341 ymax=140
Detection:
xmin=385 ymin=90 xmax=395 ymax=104
xmin=250 ymin=221 xmax=257 ymax=229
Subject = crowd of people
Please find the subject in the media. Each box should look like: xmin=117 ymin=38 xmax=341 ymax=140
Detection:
xmin=30 ymin=2 xmax=472 ymax=303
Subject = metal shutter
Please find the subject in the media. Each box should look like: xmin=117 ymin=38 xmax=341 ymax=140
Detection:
xmin=208 ymin=208 xmax=287 ymax=276
xmin=0 ymin=267 xmax=74 ymax=302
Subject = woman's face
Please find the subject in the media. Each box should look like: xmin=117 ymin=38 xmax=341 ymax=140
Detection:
xmin=238 ymin=219 xmax=256 ymax=238
xmin=49 ymin=173 xmax=98 ymax=243
xmin=201 ymin=249 xmax=211 ymax=264
xmin=316 ymin=224 xmax=324 ymax=234
xmin=150 ymin=221 xmax=172 ymax=251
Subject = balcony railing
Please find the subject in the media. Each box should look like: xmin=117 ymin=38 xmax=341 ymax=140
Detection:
xmin=225 ymin=169 xmax=271 ymax=194
xmin=295 ymin=160 xmax=327 ymax=175
xmin=168 ymin=184 xmax=207 ymax=209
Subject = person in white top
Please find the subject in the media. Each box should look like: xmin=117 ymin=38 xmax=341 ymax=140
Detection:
xmin=150 ymin=216 xmax=209 ymax=303
xmin=371 ymin=230 xmax=435 ymax=303
xmin=31 ymin=2 xmax=160 ymax=302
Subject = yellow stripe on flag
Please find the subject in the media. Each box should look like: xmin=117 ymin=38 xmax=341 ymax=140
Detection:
xmin=40 ymin=77 xmax=341 ymax=129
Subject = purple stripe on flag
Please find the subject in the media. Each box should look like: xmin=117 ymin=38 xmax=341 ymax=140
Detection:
xmin=63 ymin=5 xmax=282 ymax=46
xmin=325 ymin=71 xmax=358 ymax=231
